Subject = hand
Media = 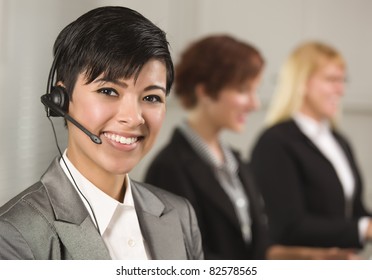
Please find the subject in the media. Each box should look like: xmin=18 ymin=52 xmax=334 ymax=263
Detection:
xmin=266 ymin=245 xmax=361 ymax=260
xmin=307 ymin=247 xmax=360 ymax=260
xmin=365 ymin=219 xmax=372 ymax=241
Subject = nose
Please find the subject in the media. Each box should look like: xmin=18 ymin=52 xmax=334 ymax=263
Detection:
xmin=117 ymin=96 xmax=145 ymax=127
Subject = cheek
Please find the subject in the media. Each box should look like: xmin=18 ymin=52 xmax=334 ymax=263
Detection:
xmin=144 ymin=107 xmax=166 ymax=134
xmin=226 ymin=95 xmax=247 ymax=110
xmin=306 ymin=81 xmax=323 ymax=101
xmin=81 ymin=101 xmax=112 ymax=125
xmin=236 ymin=95 xmax=250 ymax=106
xmin=308 ymin=79 xmax=331 ymax=97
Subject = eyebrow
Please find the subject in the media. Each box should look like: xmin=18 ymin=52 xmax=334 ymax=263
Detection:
xmin=93 ymin=78 xmax=166 ymax=94
xmin=144 ymin=85 xmax=166 ymax=94
xmin=93 ymin=78 xmax=128 ymax=88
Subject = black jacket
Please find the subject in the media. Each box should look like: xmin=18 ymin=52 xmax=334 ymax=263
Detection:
xmin=145 ymin=128 xmax=269 ymax=259
xmin=250 ymin=119 xmax=370 ymax=248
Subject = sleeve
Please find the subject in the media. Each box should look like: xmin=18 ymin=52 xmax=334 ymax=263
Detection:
xmin=250 ymin=130 xmax=362 ymax=248
xmin=182 ymin=198 xmax=204 ymax=260
xmin=0 ymin=219 xmax=35 ymax=260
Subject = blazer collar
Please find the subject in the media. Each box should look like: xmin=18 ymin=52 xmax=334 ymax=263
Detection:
xmin=41 ymin=158 xmax=188 ymax=260
xmin=289 ymin=119 xmax=350 ymax=162
xmin=40 ymin=157 xmax=111 ymax=259
xmin=131 ymin=180 xmax=188 ymax=259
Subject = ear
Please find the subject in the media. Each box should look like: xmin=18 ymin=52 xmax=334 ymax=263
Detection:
xmin=195 ymin=83 xmax=211 ymax=103
xmin=56 ymin=81 xmax=65 ymax=88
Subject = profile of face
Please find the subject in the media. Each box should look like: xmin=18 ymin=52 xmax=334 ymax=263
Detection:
xmin=301 ymin=61 xmax=345 ymax=122
xmin=202 ymin=74 xmax=262 ymax=132
xmin=66 ymin=59 xmax=167 ymax=180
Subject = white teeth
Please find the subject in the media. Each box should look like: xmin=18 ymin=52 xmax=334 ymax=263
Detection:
xmin=104 ymin=133 xmax=138 ymax=145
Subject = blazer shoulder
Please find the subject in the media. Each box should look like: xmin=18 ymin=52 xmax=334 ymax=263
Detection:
xmin=253 ymin=120 xmax=300 ymax=149
xmin=134 ymin=180 xmax=190 ymax=210
xmin=131 ymin=180 xmax=204 ymax=260
xmin=132 ymin=180 xmax=197 ymax=230
xmin=152 ymin=129 xmax=190 ymax=160
xmin=0 ymin=181 xmax=57 ymax=237
xmin=0 ymin=181 xmax=59 ymax=259
xmin=146 ymin=128 xmax=194 ymax=178
xmin=0 ymin=181 xmax=54 ymax=221
xmin=260 ymin=120 xmax=299 ymax=139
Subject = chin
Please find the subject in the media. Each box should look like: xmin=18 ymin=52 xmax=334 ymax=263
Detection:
xmin=324 ymin=110 xmax=338 ymax=120
xmin=230 ymin=125 xmax=244 ymax=133
xmin=105 ymin=161 xmax=138 ymax=175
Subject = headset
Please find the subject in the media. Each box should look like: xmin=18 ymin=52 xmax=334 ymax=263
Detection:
xmin=41 ymin=47 xmax=102 ymax=235
xmin=40 ymin=48 xmax=102 ymax=144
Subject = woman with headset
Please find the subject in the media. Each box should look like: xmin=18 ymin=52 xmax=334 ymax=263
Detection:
xmin=0 ymin=6 xmax=203 ymax=260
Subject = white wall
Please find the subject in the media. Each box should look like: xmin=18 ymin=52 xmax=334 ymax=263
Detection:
xmin=1 ymin=0 xmax=371 ymax=218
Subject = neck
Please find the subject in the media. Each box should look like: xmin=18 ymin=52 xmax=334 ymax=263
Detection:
xmin=298 ymin=107 xmax=325 ymax=124
xmin=98 ymin=174 xmax=126 ymax=202
xmin=187 ymin=109 xmax=224 ymax=163
xmin=66 ymin=151 xmax=126 ymax=202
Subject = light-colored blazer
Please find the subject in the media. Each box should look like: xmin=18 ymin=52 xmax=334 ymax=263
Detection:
xmin=0 ymin=158 xmax=203 ymax=260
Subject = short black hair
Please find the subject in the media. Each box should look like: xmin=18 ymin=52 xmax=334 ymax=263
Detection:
xmin=53 ymin=6 xmax=174 ymax=98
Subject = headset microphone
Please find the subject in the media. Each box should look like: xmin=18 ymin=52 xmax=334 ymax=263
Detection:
xmin=41 ymin=93 xmax=102 ymax=144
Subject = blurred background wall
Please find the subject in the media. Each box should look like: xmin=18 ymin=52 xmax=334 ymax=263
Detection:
xmin=1 ymin=0 xmax=371 ymax=219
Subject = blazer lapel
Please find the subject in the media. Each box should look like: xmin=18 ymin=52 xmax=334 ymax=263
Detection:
xmin=54 ymin=218 xmax=110 ymax=259
xmin=291 ymin=120 xmax=357 ymax=186
xmin=237 ymin=159 xmax=265 ymax=223
xmin=174 ymin=130 xmax=241 ymax=230
xmin=291 ymin=120 xmax=337 ymax=164
xmin=332 ymin=131 xmax=359 ymax=176
xmin=41 ymin=158 xmax=111 ymax=260
xmin=187 ymin=160 xmax=240 ymax=227
xmin=131 ymin=181 xmax=187 ymax=260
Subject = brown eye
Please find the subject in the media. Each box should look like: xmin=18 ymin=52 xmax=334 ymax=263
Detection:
xmin=98 ymin=88 xmax=119 ymax=96
xmin=143 ymin=95 xmax=163 ymax=103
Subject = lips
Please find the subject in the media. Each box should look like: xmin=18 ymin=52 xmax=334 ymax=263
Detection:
xmin=103 ymin=132 xmax=140 ymax=145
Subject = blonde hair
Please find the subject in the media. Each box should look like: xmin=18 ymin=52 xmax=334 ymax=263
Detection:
xmin=265 ymin=41 xmax=345 ymax=127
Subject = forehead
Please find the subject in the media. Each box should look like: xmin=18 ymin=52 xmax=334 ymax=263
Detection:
xmin=316 ymin=61 xmax=345 ymax=76
xmin=81 ymin=59 xmax=167 ymax=85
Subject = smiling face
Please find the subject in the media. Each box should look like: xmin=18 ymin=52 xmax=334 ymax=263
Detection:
xmin=202 ymin=74 xmax=262 ymax=133
xmin=66 ymin=59 xmax=167 ymax=185
xmin=301 ymin=61 xmax=345 ymax=122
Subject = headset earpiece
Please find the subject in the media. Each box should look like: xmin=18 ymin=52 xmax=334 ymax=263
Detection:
xmin=47 ymin=86 xmax=69 ymax=116
xmin=42 ymin=47 xmax=69 ymax=117
xmin=41 ymin=48 xmax=102 ymax=144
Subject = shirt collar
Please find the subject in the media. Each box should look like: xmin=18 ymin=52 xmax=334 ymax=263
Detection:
xmin=293 ymin=112 xmax=331 ymax=139
xmin=59 ymin=150 xmax=133 ymax=235
xmin=179 ymin=121 xmax=238 ymax=173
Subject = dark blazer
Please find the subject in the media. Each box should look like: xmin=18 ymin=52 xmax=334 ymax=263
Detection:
xmin=250 ymin=119 xmax=370 ymax=248
xmin=0 ymin=157 xmax=203 ymax=260
xmin=145 ymin=128 xmax=269 ymax=259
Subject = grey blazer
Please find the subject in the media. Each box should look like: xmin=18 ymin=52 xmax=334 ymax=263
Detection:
xmin=0 ymin=158 xmax=203 ymax=260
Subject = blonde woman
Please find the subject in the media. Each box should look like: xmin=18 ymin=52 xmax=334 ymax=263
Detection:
xmin=251 ymin=41 xmax=372 ymax=251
